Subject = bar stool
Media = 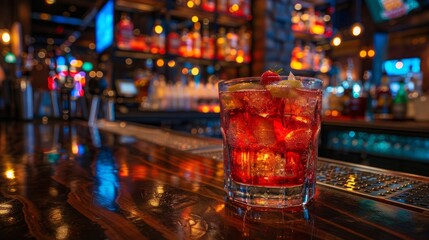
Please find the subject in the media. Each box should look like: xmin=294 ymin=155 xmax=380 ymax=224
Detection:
xmin=70 ymin=95 xmax=88 ymax=119
xmin=34 ymin=90 xmax=60 ymax=118
xmin=88 ymin=90 xmax=116 ymax=126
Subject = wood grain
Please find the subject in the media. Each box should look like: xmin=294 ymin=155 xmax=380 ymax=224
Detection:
xmin=0 ymin=120 xmax=428 ymax=239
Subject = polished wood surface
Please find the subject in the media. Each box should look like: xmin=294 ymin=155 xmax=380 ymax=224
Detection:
xmin=0 ymin=120 xmax=428 ymax=239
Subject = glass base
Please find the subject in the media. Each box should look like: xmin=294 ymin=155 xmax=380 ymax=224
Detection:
xmin=225 ymin=177 xmax=315 ymax=208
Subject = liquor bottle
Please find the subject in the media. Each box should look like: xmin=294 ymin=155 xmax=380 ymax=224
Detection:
xmin=290 ymin=41 xmax=303 ymax=70
xmin=242 ymin=28 xmax=251 ymax=62
xmin=217 ymin=28 xmax=226 ymax=60
xmin=312 ymin=48 xmax=321 ymax=72
xmin=228 ymin=0 xmax=240 ymax=15
xmin=349 ymin=77 xmax=367 ymax=119
xmin=374 ymin=71 xmax=393 ymax=119
xmin=405 ymin=66 xmax=420 ymax=119
xmin=340 ymin=58 xmax=355 ymax=116
xmin=151 ymin=19 xmax=165 ymax=54
xmin=311 ymin=12 xmax=325 ymax=35
xmin=302 ymin=45 xmax=312 ymax=70
xmin=178 ymin=29 xmax=187 ymax=56
xmin=168 ymin=23 xmax=180 ymax=55
xmin=237 ymin=26 xmax=249 ymax=63
xmin=201 ymin=24 xmax=214 ymax=59
xmin=362 ymin=70 xmax=375 ymax=120
xmin=225 ymin=28 xmax=238 ymax=61
xmin=242 ymin=0 xmax=251 ymax=17
xmin=116 ymin=13 xmax=134 ymax=50
xmin=217 ymin=0 xmax=227 ymax=13
xmin=392 ymin=79 xmax=408 ymax=120
xmin=192 ymin=23 xmax=202 ymax=58
xmin=179 ymin=28 xmax=193 ymax=57
xmin=324 ymin=65 xmax=343 ymax=117
xmin=202 ymin=0 xmax=215 ymax=12
xmin=307 ymin=8 xmax=316 ymax=33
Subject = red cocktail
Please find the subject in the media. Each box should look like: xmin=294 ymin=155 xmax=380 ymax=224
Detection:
xmin=219 ymin=75 xmax=322 ymax=208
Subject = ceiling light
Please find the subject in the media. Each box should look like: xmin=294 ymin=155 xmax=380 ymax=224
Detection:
xmin=1 ymin=32 xmax=10 ymax=44
xmin=351 ymin=23 xmax=363 ymax=36
xmin=331 ymin=35 xmax=342 ymax=47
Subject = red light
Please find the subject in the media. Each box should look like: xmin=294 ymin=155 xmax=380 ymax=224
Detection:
xmin=56 ymin=26 xmax=64 ymax=34
xmin=48 ymin=75 xmax=57 ymax=90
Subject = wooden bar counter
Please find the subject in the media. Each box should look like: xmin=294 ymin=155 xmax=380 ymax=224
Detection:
xmin=0 ymin=120 xmax=428 ymax=239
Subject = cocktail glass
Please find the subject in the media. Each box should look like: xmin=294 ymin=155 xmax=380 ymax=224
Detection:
xmin=218 ymin=76 xmax=322 ymax=208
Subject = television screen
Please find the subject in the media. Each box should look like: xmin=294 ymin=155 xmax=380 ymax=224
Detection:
xmin=96 ymin=0 xmax=114 ymax=53
xmin=365 ymin=0 xmax=420 ymax=23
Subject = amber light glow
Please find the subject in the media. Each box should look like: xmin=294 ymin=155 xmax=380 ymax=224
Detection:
xmin=154 ymin=25 xmax=163 ymax=34
xmin=5 ymin=169 xmax=15 ymax=180
xmin=168 ymin=60 xmax=176 ymax=67
xmin=213 ymin=105 xmax=220 ymax=113
xmin=351 ymin=23 xmax=363 ymax=37
xmin=332 ymin=36 xmax=341 ymax=46
xmin=187 ymin=0 xmax=194 ymax=8
xmin=156 ymin=59 xmax=164 ymax=67
xmin=1 ymin=32 xmax=10 ymax=43
xmin=230 ymin=4 xmax=239 ymax=12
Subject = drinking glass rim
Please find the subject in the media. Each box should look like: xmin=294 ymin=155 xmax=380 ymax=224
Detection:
xmin=218 ymin=76 xmax=323 ymax=89
xmin=218 ymin=76 xmax=323 ymax=91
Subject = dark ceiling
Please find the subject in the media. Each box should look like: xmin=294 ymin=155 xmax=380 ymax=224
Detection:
xmin=30 ymin=0 xmax=101 ymax=49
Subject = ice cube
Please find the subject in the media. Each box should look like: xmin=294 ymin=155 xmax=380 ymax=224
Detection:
xmin=284 ymin=128 xmax=312 ymax=150
xmin=273 ymin=118 xmax=290 ymax=141
xmin=284 ymin=151 xmax=300 ymax=177
xmin=282 ymin=89 xmax=320 ymax=119
xmin=282 ymin=115 xmax=312 ymax=131
xmin=226 ymin=113 xmax=256 ymax=148
xmin=251 ymin=117 xmax=276 ymax=147
xmin=242 ymin=90 xmax=279 ymax=117
xmin=220 ymin=92 xmax=243 ymax=110
xmin=252 ymin=150 xmax=284 ymax=177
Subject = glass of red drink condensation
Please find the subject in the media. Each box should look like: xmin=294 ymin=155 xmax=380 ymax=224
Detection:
xmin=218 ymin=76 xmax=323 ymax=208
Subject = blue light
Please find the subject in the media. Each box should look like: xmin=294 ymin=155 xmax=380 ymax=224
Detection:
xmin=146 ymin=58 xmax=153 ymax=68
xmin=349 ymin=131 xmax=356 ymax=138
xmin=384 ymin=58 xmax=421 ymax=76
xmin=390 ymin=82 xmax=400 ymax=95
xmin=94 ymin=147 xmax=119 ymax=211
xmin=352 ymin=84 xmax=361 ymax=93
xmin=51 ymin=15 xmax=82 ymax=26
xmin=95 ymin=0 xmax=114 ymax=53
xmin=57 ymin=56 xmax=66 ymax=66
xmin=183 ymin=62 xmax=192 ymax=69
xmin=352 ymin=84 xmax=361 ymax=98
xmin=207 ymin=65 xmax=215 ymax=75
